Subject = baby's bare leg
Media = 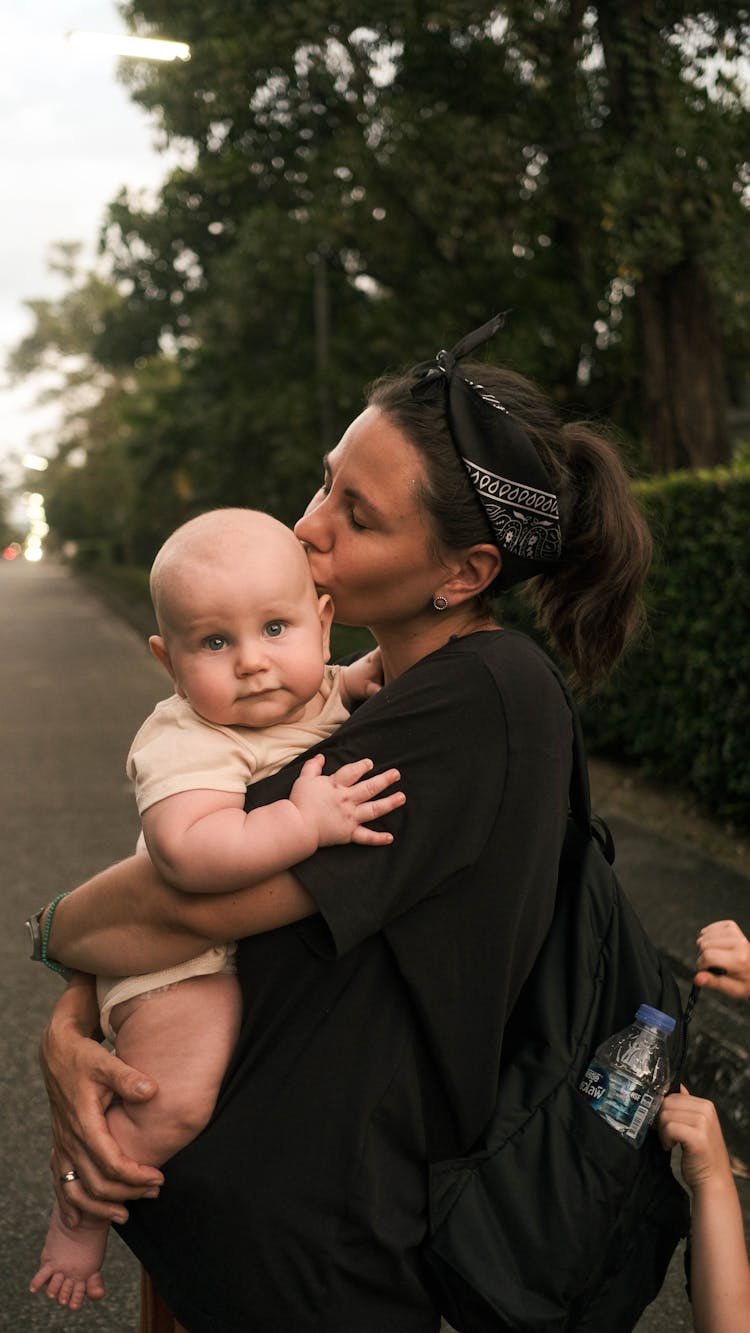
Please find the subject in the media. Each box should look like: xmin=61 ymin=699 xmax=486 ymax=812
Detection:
xmin=31 ymin=974 xmax=241 ymax=1311
xmin=108 ymin=973 xmax=241 ymax=1162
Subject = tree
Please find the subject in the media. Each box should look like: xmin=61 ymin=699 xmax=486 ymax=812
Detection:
xmin=109 ymin=0 xmax=749 ymax=470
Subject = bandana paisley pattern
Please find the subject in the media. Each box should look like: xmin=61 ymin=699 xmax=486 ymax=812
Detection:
xmin=462 ymin=457 xmax=562 ymax=561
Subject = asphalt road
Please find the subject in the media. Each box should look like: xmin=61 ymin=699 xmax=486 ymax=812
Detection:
xmin=2 ymin=557 xmax=748 ymax=1332
xmin=1 ymin=558 xmax=164 ymax=1331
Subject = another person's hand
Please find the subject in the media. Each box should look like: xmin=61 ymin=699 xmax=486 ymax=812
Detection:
xmin=289 ymin=754 xmax=405 ymax=846
xmin=41 ymin=986 xmax=164 ymax=1226
xmin=657 ymin=1087 xmax=733 ymax=1191
xmin=695 ymin=920 xmax=750 ymax=999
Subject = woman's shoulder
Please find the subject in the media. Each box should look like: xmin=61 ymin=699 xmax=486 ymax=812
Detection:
xmin=359 ymin=630 xmax=568 ymax=746
xmin=414 ymin=628 xmax=563 ymax=696
xmin=420 ymin=629 xmax=571 ymax=739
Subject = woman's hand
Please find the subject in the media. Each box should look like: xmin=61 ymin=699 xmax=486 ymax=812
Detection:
xmin=41 ymin=978 xmax=164 ymax=1226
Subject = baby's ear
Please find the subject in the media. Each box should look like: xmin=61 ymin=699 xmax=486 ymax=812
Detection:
xmin=149 ymin=635 xmax=179 ymax=688
xmin=317 ymin=594 xmax=334 ymax=659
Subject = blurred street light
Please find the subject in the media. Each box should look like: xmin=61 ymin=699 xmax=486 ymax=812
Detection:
xmin=66 ymin=31 xmax=190 ymax=63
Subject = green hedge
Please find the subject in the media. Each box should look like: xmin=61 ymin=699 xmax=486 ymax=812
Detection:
xmin=581 ymin=466 xmax=750 ymax=826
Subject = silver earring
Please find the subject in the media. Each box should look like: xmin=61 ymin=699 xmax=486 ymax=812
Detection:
xmin=433 ymin=594 xmax=449 ymax=612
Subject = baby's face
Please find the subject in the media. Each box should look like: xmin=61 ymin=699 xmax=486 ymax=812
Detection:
xmin=159 ymin=555 xmax=332 ymax=730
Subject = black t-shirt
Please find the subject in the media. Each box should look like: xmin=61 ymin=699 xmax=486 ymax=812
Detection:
xmin=119 ymin=631 xmax=572 ymax=1333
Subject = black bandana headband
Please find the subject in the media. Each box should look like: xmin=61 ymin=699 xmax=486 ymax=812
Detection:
xmin=412 ymin=313 xmax=562 ymax=589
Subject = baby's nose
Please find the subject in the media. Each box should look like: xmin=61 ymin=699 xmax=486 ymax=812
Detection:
xmin=235 ymin=641 xmax=268 ymax=674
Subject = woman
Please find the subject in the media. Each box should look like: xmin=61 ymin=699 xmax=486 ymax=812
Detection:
xmin=39 ymin=316 xmax=652 ymax=1332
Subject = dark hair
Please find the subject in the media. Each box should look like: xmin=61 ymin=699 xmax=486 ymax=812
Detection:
xmin=367 ymin=362 xmax=652 ymax=694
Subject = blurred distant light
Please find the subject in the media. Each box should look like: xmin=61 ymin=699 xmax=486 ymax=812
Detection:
xmin=22 ymin=453 xmax=49 ymax=471
xmin=66 ymin=30 xmax=191 ymax=63
xmin=3 ymin=544 xmax=20 ymax=561
xmin=24 ymin=544 xmax=44 ymax=563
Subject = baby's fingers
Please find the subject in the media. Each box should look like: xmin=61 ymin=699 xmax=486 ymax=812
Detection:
xmin=298 ymin=754 xmax=326 ymax=779
xmin=352 ymin=826 xmax=396 ymax=846
xmin=351 ymin=784 xmax=406 ymax=834
xmin=349 ymin=766 xmax=402 ymax=802
xmin=328 ymin=757 xmax=375 ymax=787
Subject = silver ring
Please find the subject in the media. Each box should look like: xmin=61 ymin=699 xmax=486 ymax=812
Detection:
xmin=59 ymin=1169 xmax=79 ymax=1184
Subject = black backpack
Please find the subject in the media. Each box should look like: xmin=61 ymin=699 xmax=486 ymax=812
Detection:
xmin=422 ymin=666 xmax=691 ymax=1332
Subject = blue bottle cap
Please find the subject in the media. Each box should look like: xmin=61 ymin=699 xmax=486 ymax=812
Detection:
xmin=636 ymin=1004 xmax=676 ymax=1034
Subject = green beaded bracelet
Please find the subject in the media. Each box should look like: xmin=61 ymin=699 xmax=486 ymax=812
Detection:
xmin=41 ymin=892 xmax=73 ymax=978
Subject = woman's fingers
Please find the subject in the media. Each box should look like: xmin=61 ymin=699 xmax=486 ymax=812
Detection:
xmin=44 ymin=1040 xmax=164 ymax=1223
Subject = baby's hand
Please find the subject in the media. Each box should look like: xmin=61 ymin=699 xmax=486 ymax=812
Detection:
xmin=340 ymin=649 xmax=384 ymax=707
xmin=695 ymin=920 xmax=750 ymax=999
xmin=657 ymin=1088 xmax=732 ymax=1192
xmin=289 ymin=754 xmax=405 ymax=847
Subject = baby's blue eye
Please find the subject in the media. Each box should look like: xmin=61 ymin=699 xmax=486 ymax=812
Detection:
xmin=264 ymin=621 xmax=285 ymax=638
xmin=203 ymin=636 xmax=227 ymax=651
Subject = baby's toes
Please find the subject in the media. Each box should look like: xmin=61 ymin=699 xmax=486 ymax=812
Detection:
xmin=29 ymin=1264 xmax=53 ymax=1294
xmin=44 ymin=1270 xmax=65 ymax=1301
xmin=67 ymin=1279 xmax=88 ymax=1312
xmin=86 ymin=1270 xmax=106 ymax=1303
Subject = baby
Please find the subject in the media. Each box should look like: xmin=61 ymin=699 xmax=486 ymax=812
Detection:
xmin=31 ymin=508 xmax=404 ymax=1311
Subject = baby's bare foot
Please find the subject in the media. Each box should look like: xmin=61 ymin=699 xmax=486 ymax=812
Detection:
xmin=30 ymin=1203 xmax=107 ymax=1310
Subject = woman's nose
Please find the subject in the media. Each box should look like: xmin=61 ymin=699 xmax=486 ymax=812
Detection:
xmin=294 ymin=501 xmax=330 ymax=551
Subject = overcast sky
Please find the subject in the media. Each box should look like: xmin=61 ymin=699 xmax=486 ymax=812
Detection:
xmin=1 ymin=1 xmax=181 ymax=481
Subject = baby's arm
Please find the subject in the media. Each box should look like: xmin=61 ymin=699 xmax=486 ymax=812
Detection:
xmin=338 ymin=649 xmax=383 ymax=707
xmin=141 ymin=754 xmax=405 ymax=893
xmin=695 ymin=920 xmax=750 ymax=999
xmin=658 ymin=1090 xmax=750 ymax=1333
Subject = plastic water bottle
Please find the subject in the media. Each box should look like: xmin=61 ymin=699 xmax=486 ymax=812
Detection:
xmin=578 ymin=1004 xmax=676 ymax=1148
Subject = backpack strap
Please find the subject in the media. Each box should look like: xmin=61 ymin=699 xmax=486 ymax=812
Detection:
xmin=528 ymin=641 xmax=701 ymax=1062
xmin=509 ymin=639 xmax=592 ymax=835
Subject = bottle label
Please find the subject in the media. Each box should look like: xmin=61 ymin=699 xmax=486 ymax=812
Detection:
xmin=578 ymin=1061 xmax=663 ymax=1147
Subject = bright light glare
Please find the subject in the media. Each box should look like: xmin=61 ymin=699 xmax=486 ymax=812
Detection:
xmin=22 ymin=453 xmax=49 ymax=471
xmin=66 ymin=30 xmax=191 ymax=63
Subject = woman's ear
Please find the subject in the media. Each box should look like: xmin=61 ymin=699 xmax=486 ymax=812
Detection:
xmin=441 ymin=544 xmax=502 ymax=602
xmin=149 ymin=635 xmax=182 ymax=692
xmin=317 ymin=594 xmax=335 ymax=660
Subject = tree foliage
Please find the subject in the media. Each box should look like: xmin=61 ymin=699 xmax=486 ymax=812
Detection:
xmin=8 ymin=2 xmax=750 ymax=559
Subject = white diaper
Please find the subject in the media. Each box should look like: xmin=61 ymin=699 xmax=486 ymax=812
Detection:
xmin=97 ymin=942 xmax=237 ymax=1043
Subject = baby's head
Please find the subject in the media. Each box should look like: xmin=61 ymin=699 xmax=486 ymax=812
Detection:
xmin=148 ymin=508 xmax=334 ymax=729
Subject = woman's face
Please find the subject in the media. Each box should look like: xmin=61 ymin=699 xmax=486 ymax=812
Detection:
xmin=295 ymin=406 xmax=450 ymax=630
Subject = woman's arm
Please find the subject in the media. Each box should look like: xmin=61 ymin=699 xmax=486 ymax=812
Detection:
xmin=40 ymin=868 xmax=318 ymax=1215
xmin=45 ymin=854 xmax=317 ymax=977
xmin=41 ymin=974 xmax=165 ymax=1224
